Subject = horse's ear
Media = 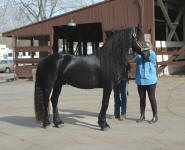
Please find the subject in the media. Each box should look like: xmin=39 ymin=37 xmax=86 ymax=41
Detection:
xmin=135 ymin=24 xmax=140 ymax=35
xmin=136 ymin=24 xmax=144 ymax=40
xmin=137 ymin=24 xmax=141 ymax=31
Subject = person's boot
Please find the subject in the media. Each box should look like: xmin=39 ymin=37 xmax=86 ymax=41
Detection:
xmin=136 ymin=114 xmax=145 ymax=123
xmin=119 ymin=114 xmax=126 ymax=121
xmin=148 ymin=115 xmax=158 ymax=124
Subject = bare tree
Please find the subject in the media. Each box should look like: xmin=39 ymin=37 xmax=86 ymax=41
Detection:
xmin=10 ymin=0 xmax=103 ymax=23
xmin=11 ymin=0 xmax=60 ymax=22
xmin=0 ymin=0 xmax=103 ymax=33
xmin=0 ymin=0 xmax=14 ymax=33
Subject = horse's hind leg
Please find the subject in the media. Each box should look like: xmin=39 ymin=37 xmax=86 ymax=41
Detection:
xmin=43 ymin=87 xmax=52 ymax=128
xmin=51 ymin=81 xmax=64 ymax=127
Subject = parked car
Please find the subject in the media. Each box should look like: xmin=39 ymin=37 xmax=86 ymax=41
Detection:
xmin=0 ymin=60 xmax=14 ymax=73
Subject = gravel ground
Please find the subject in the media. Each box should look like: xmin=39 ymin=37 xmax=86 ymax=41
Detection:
xmin=0 ymin=75 xmax=185 ymax=150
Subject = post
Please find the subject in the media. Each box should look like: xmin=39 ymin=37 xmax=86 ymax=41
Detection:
xmin=63 ymin=39 xmax=66 ymax=52
xmin=69 ymin=40 xmax=74 ymax=54
xmin=183 ymin=14 xmax=185 ymax=41
xmin=165 ymin=3 xmax=169 ymax=40
xmin=50 ymin=29 xmax=54 ymax=54
xmin=31 ymin=38 xmax=35 ymax=65
xmin=53 ymin=35 xmax=58 ymax=53
xmin=95 ymin=42 xmax=99 ymax=51
xmin=12 ymin=35 xmax=18 ymax=80
xmin=83 ymin=41 xmax=87 ymax=56
xmin=92 ymin=42 xmax=95 ymax=54
xmin=66 ymin=40 xmax=69 ymax=53
xmin=78 ymin=42 xmax=82 ymax=55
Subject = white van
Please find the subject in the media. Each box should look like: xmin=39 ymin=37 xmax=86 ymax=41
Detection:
xmin=0 ymin=60 xmax=14 ymax=73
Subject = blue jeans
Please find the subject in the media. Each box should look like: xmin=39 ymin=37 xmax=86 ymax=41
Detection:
xmin=113 ymin=80 xmax=127 ymax=116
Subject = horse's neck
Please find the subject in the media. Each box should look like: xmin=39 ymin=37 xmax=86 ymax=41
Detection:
xmin=96 ymin=47 xmax=127 ymax=81
xmin=96 ymin=46 xmax=126 ymax=62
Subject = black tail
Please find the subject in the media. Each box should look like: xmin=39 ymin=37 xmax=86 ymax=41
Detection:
xmin=34 ymin=71 xmax=45 ymax=123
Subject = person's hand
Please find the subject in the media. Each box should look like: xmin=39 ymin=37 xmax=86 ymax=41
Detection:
xmin=141 ymin=50 xmax=150 ymax=60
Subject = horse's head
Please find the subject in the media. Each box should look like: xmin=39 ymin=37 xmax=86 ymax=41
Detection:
xmin=129 ymin=26 xmax=149 ymax=55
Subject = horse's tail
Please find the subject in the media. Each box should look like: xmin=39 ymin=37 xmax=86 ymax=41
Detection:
xmin=34 ymin=70 xmax=45 ymax=123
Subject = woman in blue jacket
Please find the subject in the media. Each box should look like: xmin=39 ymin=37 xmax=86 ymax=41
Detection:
xmin=135 ymin=42 xmax=158 ymax=124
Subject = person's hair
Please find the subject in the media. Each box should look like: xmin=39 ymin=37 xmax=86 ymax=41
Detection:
xmin=146 ymin=42 xmax=154 ymax=50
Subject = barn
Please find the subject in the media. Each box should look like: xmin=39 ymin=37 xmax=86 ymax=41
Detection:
xmin=2 ymin=0 xmax=185 ymax=78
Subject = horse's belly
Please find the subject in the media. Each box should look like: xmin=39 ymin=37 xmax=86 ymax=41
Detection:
xmin=64 ymin=72 xmax=99 ymax=89
xmin=68 ymin=82 xmax=98 ymax=89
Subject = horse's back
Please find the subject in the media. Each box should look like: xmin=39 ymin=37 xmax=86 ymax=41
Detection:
xmin=36 ymin=53 xmax=70 ymax=86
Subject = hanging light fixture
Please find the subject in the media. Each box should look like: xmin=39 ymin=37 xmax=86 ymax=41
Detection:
xmin=67 ymin=16 xmax=76 ymax=27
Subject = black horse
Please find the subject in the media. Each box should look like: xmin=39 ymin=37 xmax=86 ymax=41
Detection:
xmin=34 ymin=27 xmax=140 ymax=130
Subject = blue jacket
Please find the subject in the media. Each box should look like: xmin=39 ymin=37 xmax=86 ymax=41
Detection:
xmin=135 ymin=50 xmax=157 ymax=85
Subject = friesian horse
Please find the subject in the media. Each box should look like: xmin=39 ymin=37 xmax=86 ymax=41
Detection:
xmin=34 ymin=27 xmax=140 ymax=130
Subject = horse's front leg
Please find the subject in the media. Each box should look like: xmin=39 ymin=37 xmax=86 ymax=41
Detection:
xmin=51 ymin=82 xmax=64 ymax=128
xmin=98 ymin=86 xmax=112 ymax=130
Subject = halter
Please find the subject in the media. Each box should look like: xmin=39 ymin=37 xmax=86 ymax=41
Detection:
xmin=135 ymin=41 xmax=150 ymax=52
xmin=132 ymin=32 xmax=147 ymax=52
xmin=127 ymin=33 xmax=139 ymax=63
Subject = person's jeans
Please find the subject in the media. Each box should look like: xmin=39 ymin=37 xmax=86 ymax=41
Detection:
xmin=113 ymin=80 xmax=127 ymax=116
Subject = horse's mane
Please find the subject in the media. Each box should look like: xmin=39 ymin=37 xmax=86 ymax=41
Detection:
xmin=95 ymin=27 xmax=134 ymax=82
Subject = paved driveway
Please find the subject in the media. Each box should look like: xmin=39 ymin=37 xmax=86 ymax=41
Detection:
xmin=0 ymin=76 xmax=185 ymax=150
xmin=0 ymin=73 xmax=14 ymax=83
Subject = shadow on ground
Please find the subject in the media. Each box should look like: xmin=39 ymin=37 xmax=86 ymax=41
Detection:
xmin=0 ymin=109 xmax=139 ymax=130
xmin=0 ymin=109 xmax=107 ymax=130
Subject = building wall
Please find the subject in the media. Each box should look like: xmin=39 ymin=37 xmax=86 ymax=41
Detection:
xmin=0 ymin=37 xmax=12 ymax=49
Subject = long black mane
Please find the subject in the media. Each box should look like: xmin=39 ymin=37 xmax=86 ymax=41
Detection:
xmin=95 ymin=27 xmax=133 ymax=82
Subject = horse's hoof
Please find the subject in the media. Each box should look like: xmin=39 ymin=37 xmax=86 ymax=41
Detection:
xmin=100 ymin=127 xmax=105 ymax=131
xmin=54 ymin=120 xmax=64 ymax=128
xmin=99 ymin=122 xmax=110 ymax=131
xmin=42 ymin=121 xmax=51 ymax=128
xmin=105 ymin=123 xmax=110 ymax=128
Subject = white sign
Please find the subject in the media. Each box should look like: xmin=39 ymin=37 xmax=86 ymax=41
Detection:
xmin=144 ymin=34 xmax=151 ymax=42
